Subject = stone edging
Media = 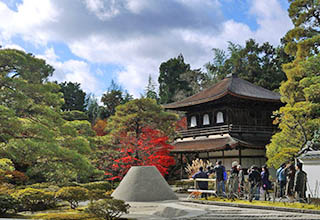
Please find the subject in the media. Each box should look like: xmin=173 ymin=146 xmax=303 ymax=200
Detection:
xmin=180 ymin=199 xmax=320 ymax=215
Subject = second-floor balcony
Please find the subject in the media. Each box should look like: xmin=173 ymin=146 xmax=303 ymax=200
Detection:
xmin=176 ymin=124 xmax=275 ymax=140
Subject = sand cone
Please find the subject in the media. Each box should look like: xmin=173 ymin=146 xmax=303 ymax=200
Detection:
xmin=112 ymin=166 xmax=178 ymax=202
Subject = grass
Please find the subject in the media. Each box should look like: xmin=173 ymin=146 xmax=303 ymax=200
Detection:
xmin=204 ymin=196 xmax=320 ymax=210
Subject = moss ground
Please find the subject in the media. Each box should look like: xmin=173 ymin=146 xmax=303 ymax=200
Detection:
xmin=204 ymin=196 xmax=320 ymax=210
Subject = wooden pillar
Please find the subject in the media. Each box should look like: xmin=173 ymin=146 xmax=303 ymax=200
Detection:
xmin=238 ymin=148 xmax=242 ymax=165
xmin=222 ymin=150 xmax=225 ymax=164
xmin=180 ymin=153 xmax=183 ymax=180
xmin=207 ymin=152 xmax=210 ymax=160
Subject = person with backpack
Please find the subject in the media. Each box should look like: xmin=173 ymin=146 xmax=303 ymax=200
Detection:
xmin=248 ymin=165 xmax=261 ymax=201
xmin=276 ymin=163 xmax=287 ymax=198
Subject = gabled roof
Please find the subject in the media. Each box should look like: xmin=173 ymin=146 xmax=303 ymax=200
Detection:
xmin=164 ymin=75 xmax=281 ymax=110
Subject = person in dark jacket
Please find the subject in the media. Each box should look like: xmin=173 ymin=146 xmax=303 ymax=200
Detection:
xmin=285 ymin=163 xmax=295 ymax=198
xmin=248 ymin=165 xmax=261 ymax=201
xmin=192 ymin=166 xmax=209 ymax=198
xmin=294 ymin=163 xmax=307 ymax=202
xmin=214 ymin=160 xmax=225 ymax=195
xmin=261 ymin=165 xmax=271 ymax=201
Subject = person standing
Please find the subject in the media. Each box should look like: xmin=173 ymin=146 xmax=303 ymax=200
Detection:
xmin=192 ymin=166 xmax=209 ymax=199
xmin=276 ymin=163 xmax=287 ymax=198
xmin=237 ymin=165 xmax=245 ymax=197
xmin=294 ymin=162 xmax=307 ymax=202
xmin=228 ymin=161 xmax=239 ymax=198
xmin=248 ymin=165 xmax=261 ymax=201
xmin=261 ymin=165 xmax=271 ymax=201
xmin=285 ymin=163 xmax=296 ymax=198
xmin=214 ymin=161 xmax=225 ymax=196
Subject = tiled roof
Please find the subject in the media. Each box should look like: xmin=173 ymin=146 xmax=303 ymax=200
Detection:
xmin=171 ymin=135 xmax=264 ymax=153
xmin=298 ymin=151 xmax=320 ymax=160
xmin=164 ymin=75 xmax=281 ymax=110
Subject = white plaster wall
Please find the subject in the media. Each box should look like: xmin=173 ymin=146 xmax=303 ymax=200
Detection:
xmin=302 ymin=163 xmax=320 ymax=198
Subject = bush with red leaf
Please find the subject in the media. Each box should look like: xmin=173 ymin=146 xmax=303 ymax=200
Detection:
xmin=102 ymin=127 xmax=175 ymax=181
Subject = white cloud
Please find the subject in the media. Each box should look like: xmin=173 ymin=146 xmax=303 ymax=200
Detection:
xmin=0 ymin=0 xmax=58 ymax=44
xmin=0 ymin=0 xmax=293 ymax=97
xmin=37 ymin=48 xmax=101 ymax=95
xmin=3 ymin=43 xmax=26 ymax=51
xmin=249 ymin=0 xmax=293 ymax=44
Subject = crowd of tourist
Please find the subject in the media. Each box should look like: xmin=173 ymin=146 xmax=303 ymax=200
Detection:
xmin=192 ymin=160 xmax=308 ymax=202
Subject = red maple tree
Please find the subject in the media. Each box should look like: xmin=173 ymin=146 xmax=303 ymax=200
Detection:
xmin=103 ymin=127 xmax=175 ymax=180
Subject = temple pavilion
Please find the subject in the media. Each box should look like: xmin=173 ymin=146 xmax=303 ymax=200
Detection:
xmin=164 ymin=74 xmax=282 ymax=178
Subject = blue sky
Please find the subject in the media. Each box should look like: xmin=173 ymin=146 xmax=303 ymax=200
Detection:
xmin=0 ymin=0 xmax=292 ymax=99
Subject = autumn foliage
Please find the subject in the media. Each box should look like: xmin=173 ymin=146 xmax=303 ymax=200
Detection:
xmin=103 ymin=128 xmax=175 ymax=180
xmin=92 ymin=119 xmax=108 ymax=136
xmin=175 ymin=116 xmax=187 ymax=131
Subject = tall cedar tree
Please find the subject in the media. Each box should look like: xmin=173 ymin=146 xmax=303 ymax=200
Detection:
xmin=266 ymin=0 xmax=320 ymax=168
xmin=158 ymin=54 xmax=192 ymax=104
xmin=59 ymin=81 xmax=87 ymax=112
xmin=101 ymin=80 xmax=133 ymax=118
xmin=145 ymin=75 xmax=158 ymax=100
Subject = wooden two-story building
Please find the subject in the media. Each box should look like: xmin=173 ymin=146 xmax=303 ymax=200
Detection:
xmin=164 ymin=74 xmax=282 ymax=177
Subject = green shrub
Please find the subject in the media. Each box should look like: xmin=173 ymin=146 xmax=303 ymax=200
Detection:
xmin=0 ymin=193 xmax=19 ymax=215
xmin=81 ymin=181 xmax=112 ymax=191
xmin=56 ymin=186 xmax=88 ymax=209
xmin=88 ymin=189 xmax=111 ymax=202
xmin=12 ymin=188 xmax=56 ymax=212
xmin=58 ymin=182 xmax=81 ymax=187
xmin=27 ymin=183 xmax=60 ymax=192
xmin=85 ymin=198 xmax=130 ymax=220
xmin=81 ymin=181 xmax=112 ymax=202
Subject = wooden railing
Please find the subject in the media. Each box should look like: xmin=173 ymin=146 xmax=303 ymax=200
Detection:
xmin=176 ymin=124 xmax=274 ymax=139
xmin=177 ymin=125 xmax=230 ymax=139
xmin=231 ymin=125 xmax=274 ymax=133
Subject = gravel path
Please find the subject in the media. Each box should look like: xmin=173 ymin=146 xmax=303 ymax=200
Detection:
xmin=123 ymin=200 xmax=320 ymax=220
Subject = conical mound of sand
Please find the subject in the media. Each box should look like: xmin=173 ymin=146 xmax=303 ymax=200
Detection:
xmin=112 ymin=166 xmax=178 ymax=202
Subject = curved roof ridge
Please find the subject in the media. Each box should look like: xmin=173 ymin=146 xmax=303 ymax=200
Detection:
xmin=229 ymin=77 xmax=281 ymax=100
xmin=164 ymin=76 xmax=281 ymax=110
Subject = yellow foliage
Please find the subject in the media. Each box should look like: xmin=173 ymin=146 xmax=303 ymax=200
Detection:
xmin=185 ymin=159 xmax=212 ymax=177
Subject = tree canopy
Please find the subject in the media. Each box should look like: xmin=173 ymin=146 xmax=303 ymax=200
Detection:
xmin=266 ymin=0 xmax=320 ymax=168
xmin=205 ymin=39 xmax=292 ymax=91
xmin=158 ymin=54 xmax=192 ymax=104
xmin=106 ymin=98 xmax=178 ymax=138
xmin=100 ymin=80 xmax=133 ymax=119
xmin=59 ymin=81 xmax=87 ymax=112
xmin=0 ymin=48 xmax=99 ymax=183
